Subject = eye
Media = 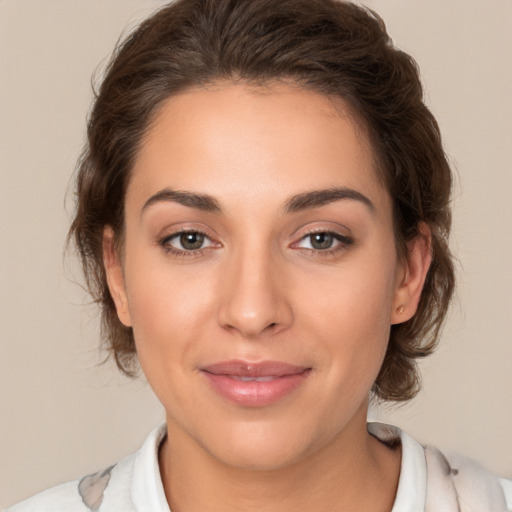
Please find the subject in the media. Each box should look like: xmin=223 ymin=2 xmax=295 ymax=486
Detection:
xmin=176 ymin=232 xmax=208 ymax=250
xmin=160 ymin=230 xmax=215 ymax=253
xmin=294 ymin=231 xmax=353 ymax=252
xmin=302 ymin=232 xmax=336 ymax=250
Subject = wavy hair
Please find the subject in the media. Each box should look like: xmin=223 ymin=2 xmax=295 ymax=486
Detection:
xmin=69 ymin=0 xmax=455 ymax=401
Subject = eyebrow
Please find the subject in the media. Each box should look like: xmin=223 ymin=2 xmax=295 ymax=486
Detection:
xmin=283 ymin=187 xmax=375 ymax=215
xmin=142 ymin=188 xmax=222 ymax=214
xmin=141 ymin=186 xmax=375 ymax=216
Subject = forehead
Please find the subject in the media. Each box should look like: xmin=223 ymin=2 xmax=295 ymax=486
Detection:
xmin=129 ymin=82 xmax=389 ymax=214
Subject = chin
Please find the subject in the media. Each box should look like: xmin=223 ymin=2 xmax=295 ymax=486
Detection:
xmin=213 ymin=437 xmax=308 ymax=472
xmin=194 ymin=415 xmax=326 ymax=472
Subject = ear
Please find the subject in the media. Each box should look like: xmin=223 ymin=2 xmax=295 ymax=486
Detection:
xmin=103 ymin=227 xmax=132 ymax=327
xmin=391 ymin=222 xmax=432 ymax=325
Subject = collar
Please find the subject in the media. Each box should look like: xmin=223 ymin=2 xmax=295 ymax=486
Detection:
xmin=131 ymin=423 xmax=170 ymax=512
xmin=368 ymin=422 xmax=427 ymax=512
xmin=130 ymin=422 xmax=427 ymax=512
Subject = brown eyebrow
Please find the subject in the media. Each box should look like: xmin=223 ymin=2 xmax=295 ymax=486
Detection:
xmin=283 ymin=187 xmax=375 ymax=214
xmin=141 ymin=188 xmax=222 ymax=215
xmin=141 ymin=186 xmax=375 ymax=217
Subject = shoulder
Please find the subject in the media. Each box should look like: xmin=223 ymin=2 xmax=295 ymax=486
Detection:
xmin=425 ymin=446 xmax=512 ymax=512
xmin=368 ymin=422 xmax=512 ymax=512
xmin=5 ymin=479 xmax=88 ymax=512
xmin=5 ymin=450 xmax=137 ymax=512
xmin=5 ymin=424 xmax=167 ymax=512
xmin=499 ymin=478 xmax=512 ymax=511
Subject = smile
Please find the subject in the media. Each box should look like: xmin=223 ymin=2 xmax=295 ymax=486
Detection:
xmin=200 ymin=360 xmax=312 ymax=407
xmin=231 ymin=376 xmax=278 ymax=382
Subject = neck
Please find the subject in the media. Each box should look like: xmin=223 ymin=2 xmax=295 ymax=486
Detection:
xmin=158 ymin=409 xmax=401 ymax=512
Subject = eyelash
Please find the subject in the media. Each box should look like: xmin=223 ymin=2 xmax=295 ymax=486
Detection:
xmin=159 ymin=229 xmax=215 ymax=258
xmin=292 ymin=229 xmax=354 ymax=257
xmin=158 ymin=229 xmax=353 ymax=258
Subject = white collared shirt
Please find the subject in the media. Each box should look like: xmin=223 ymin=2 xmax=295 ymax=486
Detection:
xmin=7 ymin=423 xmax=512 ymax=512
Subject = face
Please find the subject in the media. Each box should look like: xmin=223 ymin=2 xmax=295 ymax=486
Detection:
xmin=105 ymin=83 xmax=428 ymax=470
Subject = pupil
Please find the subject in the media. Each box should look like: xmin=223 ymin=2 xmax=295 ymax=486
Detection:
xmin=311 ymin=233 xmax=333 ymax=250
xmin=180 ymin=232 xmax=204 ymax=250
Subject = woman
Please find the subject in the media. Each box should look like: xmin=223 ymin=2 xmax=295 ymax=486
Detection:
xmin=7 ymin=0 xmax=511 ymax=511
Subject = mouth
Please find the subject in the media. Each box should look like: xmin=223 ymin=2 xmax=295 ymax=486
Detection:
xmin=200 ymin=360 xmax=312 ymax=407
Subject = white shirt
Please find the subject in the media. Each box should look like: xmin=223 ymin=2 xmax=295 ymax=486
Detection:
xmin=7 ymin=423 xmax=512 ymax=512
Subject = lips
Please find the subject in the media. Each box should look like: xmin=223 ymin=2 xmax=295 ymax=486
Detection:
xmin=200 ymin=360 xmax=311 ymax=407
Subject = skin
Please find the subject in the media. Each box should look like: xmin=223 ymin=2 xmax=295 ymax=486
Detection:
xmin=104 ymin=83 xmax=431 ymax=512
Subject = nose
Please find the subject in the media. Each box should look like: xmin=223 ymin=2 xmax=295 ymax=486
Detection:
xmin=217 ymin=246 xmax=293 ymax=339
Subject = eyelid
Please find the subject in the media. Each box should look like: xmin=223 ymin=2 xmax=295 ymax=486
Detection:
xmin=164 ymin=230 xmax=214 ymax=249
xmin=289 ymin=225 xmax=354 ymax=257
xmin=290 ymin=221 xmax=352 ymax=241
xmin=156 ymin=221 xmax=217 ymax=243
xmin=294 ymin=230 xmax=352 ymax=246
xmin=158 ymin=225 xmax=222 ymax=257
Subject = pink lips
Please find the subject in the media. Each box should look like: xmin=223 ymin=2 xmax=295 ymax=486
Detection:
xmin=201 ymin=360 xmax=311 ymax=407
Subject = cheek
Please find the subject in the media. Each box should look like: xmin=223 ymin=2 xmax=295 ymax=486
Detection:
xmin=123 ymin=258 xmax=220 ymax=412
xmin=299 ymin=251 xmax=397 ymax=377
xmin=122 ymin=250 xmax=215 ymax=364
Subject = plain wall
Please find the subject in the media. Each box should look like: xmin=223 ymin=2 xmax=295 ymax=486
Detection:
xmin=1 ymin=0 xmax=511 ymax=508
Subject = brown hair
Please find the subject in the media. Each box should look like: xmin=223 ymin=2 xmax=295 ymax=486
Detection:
xmin=69 ymin=0 xmax=454 ymax=401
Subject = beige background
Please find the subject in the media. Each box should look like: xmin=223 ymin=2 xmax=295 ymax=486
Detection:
xmin=1 ymin=0 xmax=511 ymax=508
